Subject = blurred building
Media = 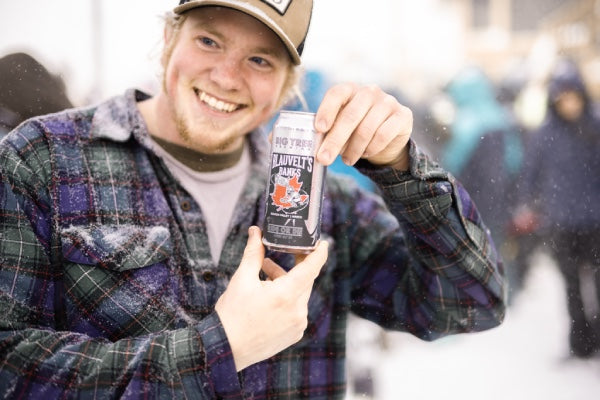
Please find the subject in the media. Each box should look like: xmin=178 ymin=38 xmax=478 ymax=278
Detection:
xmin=449 ymin=0 xmax=600 ymax=97
xmin=541 ymin=0 xmax=600 ymax=98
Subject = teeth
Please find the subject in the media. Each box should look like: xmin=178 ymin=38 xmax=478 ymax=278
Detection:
xmin=198 ymin=91 xmax=238 ymax=113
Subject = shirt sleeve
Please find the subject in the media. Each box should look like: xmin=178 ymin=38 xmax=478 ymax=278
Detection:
xmin=350 ymin=139 xmax=506 ymax=340
xmin=0 ymin=129 xmax=242 ymax=399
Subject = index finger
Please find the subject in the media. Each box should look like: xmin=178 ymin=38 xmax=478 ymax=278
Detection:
xmin=316 ymin=84 xmax=383 ymax=166
xmin=314 ymin=83 xmax=357 ymax=134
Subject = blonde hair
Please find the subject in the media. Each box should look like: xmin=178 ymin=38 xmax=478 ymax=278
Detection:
xmin=161 ymin=12 xmax=306 ymax=111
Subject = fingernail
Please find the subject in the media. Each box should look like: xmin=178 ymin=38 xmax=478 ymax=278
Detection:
xmin=318 ymin=149 xmax=331 ymax=165
xmin=315 ymin=119 xmax=326 ymax=132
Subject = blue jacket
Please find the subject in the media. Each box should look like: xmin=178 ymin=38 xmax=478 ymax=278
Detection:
xmin=442 ymin=67 xmax=523 ymax=241
xmin=443 ymin=67 xmax=523 ymax=178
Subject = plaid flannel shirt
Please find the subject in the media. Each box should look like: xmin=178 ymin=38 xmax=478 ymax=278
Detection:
xmin=0 ymin=89 xmax=505 ymax=399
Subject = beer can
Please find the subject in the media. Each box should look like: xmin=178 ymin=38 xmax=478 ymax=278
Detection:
xmin=262 ymin=111 xmax=326 ymax=254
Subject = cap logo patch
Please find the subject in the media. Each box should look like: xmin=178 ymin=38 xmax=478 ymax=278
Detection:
xmin=260 ymin=0 xmax=292 ymax=15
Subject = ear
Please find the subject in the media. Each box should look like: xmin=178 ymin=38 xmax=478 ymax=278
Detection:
xmin=161 ymin=23 xmax=175 ymax=68
xmin=164 ymin=21 xmax=174 ymax=44
xmin=275 ymin=65 xmax=301 ymax=110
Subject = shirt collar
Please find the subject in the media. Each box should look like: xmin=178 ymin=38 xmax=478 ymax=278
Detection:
xmin=90 ymin=89 xmax=149 ymax=143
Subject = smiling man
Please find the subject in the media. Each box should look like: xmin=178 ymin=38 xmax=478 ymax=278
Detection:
xmin=0 ymin=1 xmax=506 ymax=398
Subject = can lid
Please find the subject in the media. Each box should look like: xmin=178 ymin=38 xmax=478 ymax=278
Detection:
xmin=276 ymin=110 xmax=316 ymax=129
xmin=279 ymin=110 xmax=315 ymax=119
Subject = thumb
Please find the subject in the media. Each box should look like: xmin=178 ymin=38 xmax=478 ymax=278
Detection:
xmin=286 ymin=240 xmax=329 ymax=293
xmin=237 ymin=226 xmax=266 ymax=277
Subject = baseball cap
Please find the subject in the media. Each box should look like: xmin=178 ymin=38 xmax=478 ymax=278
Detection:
xmin=174 ymin=0 xmax=313 ymax=65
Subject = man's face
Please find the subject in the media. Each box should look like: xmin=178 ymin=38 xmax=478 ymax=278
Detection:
xmin=554 ymin=90 xmax=584 ymax=122
xmin=161 ymin=6 xmax=292 ymax=153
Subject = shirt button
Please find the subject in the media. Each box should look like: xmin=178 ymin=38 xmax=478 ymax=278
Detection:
xmin=180 ymin=200 xmax=191 ymax=211
xmin=202 ymin=271 xmax=215 ymax=282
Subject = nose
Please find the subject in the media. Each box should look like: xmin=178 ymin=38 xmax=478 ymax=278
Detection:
xmin=209 ymin=57 xmax=242 ymax=91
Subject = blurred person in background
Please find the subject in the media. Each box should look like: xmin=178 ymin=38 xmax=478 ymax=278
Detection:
xmin=0 ymin=52 xmax=73 ymax=137
xmin=496 ymin=63 xmax=543 ymax=300
xmin=441 ymin=66 xmax=524 ymax=299
xmin=0 ymin=1 xmax=506 ymax=398
xmin=512 ymin=57 xmax=600 ymax=358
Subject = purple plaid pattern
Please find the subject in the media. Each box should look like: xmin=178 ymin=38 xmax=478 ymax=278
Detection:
xmin=0 ymin=89 xmax=505 ymax=399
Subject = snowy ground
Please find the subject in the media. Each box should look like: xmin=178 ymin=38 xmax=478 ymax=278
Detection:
xmin=346 ymin=251 xmax=600 ymax=400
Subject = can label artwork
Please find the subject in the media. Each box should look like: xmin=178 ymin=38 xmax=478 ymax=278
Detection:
xmin=262 ymin=111 xmax=326 ymax=254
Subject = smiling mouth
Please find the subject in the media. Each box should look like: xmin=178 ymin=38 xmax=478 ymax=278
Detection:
xmin=194 ymin=89 xmax=243 ymax=113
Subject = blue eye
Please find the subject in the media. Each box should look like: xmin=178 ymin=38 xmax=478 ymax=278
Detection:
xmin=199 ymin=37 xmax=217 ymax=47
xmin=249 ymin=56 xmax=270 ymax=67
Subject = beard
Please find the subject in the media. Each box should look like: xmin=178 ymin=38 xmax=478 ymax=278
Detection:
xmin=172 ymin=104 xmax=244 ymax=154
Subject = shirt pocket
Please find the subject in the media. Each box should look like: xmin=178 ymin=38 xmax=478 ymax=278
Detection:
xmin=61 ymin=224 xmax=172 ymax=271
xmin=60 ymin=224 xmax=178 ymax=339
